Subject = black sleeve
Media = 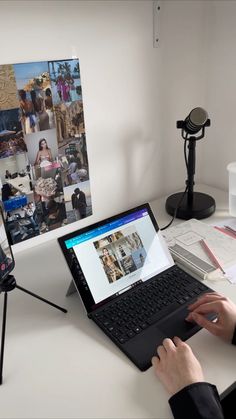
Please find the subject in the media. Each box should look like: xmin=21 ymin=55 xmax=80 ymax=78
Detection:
xmin=169 ymin=382 xmax=224 ymax=419
xmin=232 ymin=326 xmax=236 ymax=345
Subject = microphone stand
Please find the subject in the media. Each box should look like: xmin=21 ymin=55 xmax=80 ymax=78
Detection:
xmin=165 ymin=124 xmax=216 ymax=220
xmin=187 ymin=136 xmax=196 ymax=205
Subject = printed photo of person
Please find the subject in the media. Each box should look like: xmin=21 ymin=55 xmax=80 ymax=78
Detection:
xmin=71 ymin=187 xmax=87 ymax=221
xmin=48 ymin=59 xmax=82 ymax=105
xmin=34 ymin=138 xmax=53 ymax=167
xmin=18 ymin=89 xmax=37 ymax=134
xmin=44 ymin=198 xmax=66 ymax=231
xmin=32 ymin=192 xmax=66 ymax=234
xmin=0 ymin=109 xmax=27 ymax=159
xmin=24 ymin=129 xmax=58 ymax=170
xmin=13 ymin=61 xmax=55 ymax=134
xmin=5 ymin=201 xmax=40 ymax=245
xmin=63 ymin=180 xmax=92 ymax=223
xmin=44 ymin=88 xmax=55 ymax=128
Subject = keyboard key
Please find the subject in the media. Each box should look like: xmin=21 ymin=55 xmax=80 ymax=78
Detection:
xmin=147 ymin=302 xmax=180 ymax=325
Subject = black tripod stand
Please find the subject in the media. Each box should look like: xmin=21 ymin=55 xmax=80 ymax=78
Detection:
xmin=0 ymin=274 xmax=67 ymax=385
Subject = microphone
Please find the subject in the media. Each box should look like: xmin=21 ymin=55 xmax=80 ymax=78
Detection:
xmin=184 ymin=107 xmax=209 ymax=134
xmin=166 ymin=107 xmax=215 ymax=220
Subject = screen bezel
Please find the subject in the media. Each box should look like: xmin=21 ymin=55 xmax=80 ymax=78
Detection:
xmin=58 ymin=203 xmax=160 ymax=313
xmin=0 ymin=204 xmax=15 ymax=282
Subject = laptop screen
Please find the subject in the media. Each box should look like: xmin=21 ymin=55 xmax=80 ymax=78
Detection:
xmin=58 ymin=204 xmax=174 ymax=313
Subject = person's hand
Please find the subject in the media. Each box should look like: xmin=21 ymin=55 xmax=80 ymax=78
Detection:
xmin=186 ymin=292 xmax=236 ymax=342
xmin=152 ymin=337 xmax=204 ymax=396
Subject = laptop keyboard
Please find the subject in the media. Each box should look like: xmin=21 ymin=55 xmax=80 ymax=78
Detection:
xmin=93 ymin=265 xmax=209 ymax=344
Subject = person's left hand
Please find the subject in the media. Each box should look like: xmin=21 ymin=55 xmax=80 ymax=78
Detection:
xmin=152 ymin=337 xmax=204 ymax=396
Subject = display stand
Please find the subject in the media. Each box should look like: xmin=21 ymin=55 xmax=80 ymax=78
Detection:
xmin=66 ymin=280 xmax=77 ymax=296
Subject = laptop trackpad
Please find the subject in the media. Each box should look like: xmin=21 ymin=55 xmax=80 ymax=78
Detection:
xmin=158 ymin=307 xmax=201 ymax=341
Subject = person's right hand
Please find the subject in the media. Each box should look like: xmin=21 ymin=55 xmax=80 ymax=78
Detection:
xmin=186 ymin=292 xmax=236 ymax=342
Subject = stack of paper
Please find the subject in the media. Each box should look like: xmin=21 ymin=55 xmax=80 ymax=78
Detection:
xmin=162 ymin=219 xmax=236 ymax=282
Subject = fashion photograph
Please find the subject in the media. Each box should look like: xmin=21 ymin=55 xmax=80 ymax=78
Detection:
xmin=48 ymin=59 xmax=82 ymax=105
xmin=13 ymin=61 xmax=55 ymax=134
xmin=24 ymin=128 xmax=59 ymax=168
xmin=63 ymin=180 xmax=92 ymax=222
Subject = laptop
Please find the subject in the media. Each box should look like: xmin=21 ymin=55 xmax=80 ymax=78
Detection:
xmin=58 ymin=203 xmax=215 ymax=371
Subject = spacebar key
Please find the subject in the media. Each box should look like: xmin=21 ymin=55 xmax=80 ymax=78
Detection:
xmin=147 ymin=302 xmax=180 ymax=325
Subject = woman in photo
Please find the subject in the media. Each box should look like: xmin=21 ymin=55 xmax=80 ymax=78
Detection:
xmin=67 ymin=75 xmax=77 ymax=102
xmin=32 ymin=93 xmax=50 ymax=131
xmin=34 ymin=138 xmax=53 ymax=167
xmin=102 ymin=248 xmax=123 ymax=283
xmin=45 ymin=88 xmax=55 ymax=128
xmin=19 ymin=89 xmax=38 ymax=134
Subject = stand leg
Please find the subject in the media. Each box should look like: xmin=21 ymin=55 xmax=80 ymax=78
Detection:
xmin=0 ymin=293 xmax=8 ymax=385
xmin=15 ymin=285 xmax=67 ymax=313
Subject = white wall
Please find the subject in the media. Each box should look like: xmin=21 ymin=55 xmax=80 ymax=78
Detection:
xmin=200 ymin=1 xmax=236 ymax=190
xmin=157 ymin=0 xmax=208 ymax=193
xmin=0 ymin=0 xmax=164 ymax=252
xmin=160 ymin=1 xmax=236 ymax=193
xmin=0 ymin=0 xmax=227 ymax=253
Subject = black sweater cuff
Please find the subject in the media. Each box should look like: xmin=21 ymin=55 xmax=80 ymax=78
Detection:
xmin=232 ymin=326 xmax=236 ymax=345
xmin=169 ymin=382 xmax=224 ymax=419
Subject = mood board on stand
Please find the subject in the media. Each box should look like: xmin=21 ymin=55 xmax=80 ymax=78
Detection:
xmin=0 ymin=58 xmax=92 ymax=245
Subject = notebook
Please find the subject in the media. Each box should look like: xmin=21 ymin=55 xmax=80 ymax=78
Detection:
xmin=162 ymin=219 xmax=236 ymax=280
xmin=58 ymin=203 xmax=214 ymax=371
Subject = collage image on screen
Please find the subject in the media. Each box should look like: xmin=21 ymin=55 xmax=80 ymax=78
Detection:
xmin=0 ymin=59 xmax=92 ymax=244
xmin=93 ymin=227 xmax=147 ymax=283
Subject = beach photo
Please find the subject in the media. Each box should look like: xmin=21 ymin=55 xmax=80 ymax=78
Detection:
xmin=13 ymin=61 xmax=55 ymax=134
xmin=48 ymin=59 xmax=82 ymax=105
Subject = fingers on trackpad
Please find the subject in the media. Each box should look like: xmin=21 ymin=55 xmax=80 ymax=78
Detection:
xmin=157 ymin=309 xmax=201 ymax=340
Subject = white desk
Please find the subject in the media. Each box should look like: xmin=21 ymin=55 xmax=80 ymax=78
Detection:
xmin=1 ymin=185 xmax=235 ymax=419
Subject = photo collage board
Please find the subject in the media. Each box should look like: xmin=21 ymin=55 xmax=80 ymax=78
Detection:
xmin=0 ymin=59 xmax=92 ymax=244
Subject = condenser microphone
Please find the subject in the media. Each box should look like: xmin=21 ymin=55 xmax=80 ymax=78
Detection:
xmin=166 ymin=107 xmax=215 ymax=220
xmin=184 ymin=107 xmax=209 ymax=134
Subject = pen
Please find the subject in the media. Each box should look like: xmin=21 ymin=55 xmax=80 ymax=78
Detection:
xmin=224 ymin=225 xmax=236 ymax=237
xmin=200 ymin=239 xmax=226 ymax=275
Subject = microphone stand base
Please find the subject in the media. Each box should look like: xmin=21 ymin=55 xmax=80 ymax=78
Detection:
xmin=165 ymin=191 xmax=215 ymax=220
